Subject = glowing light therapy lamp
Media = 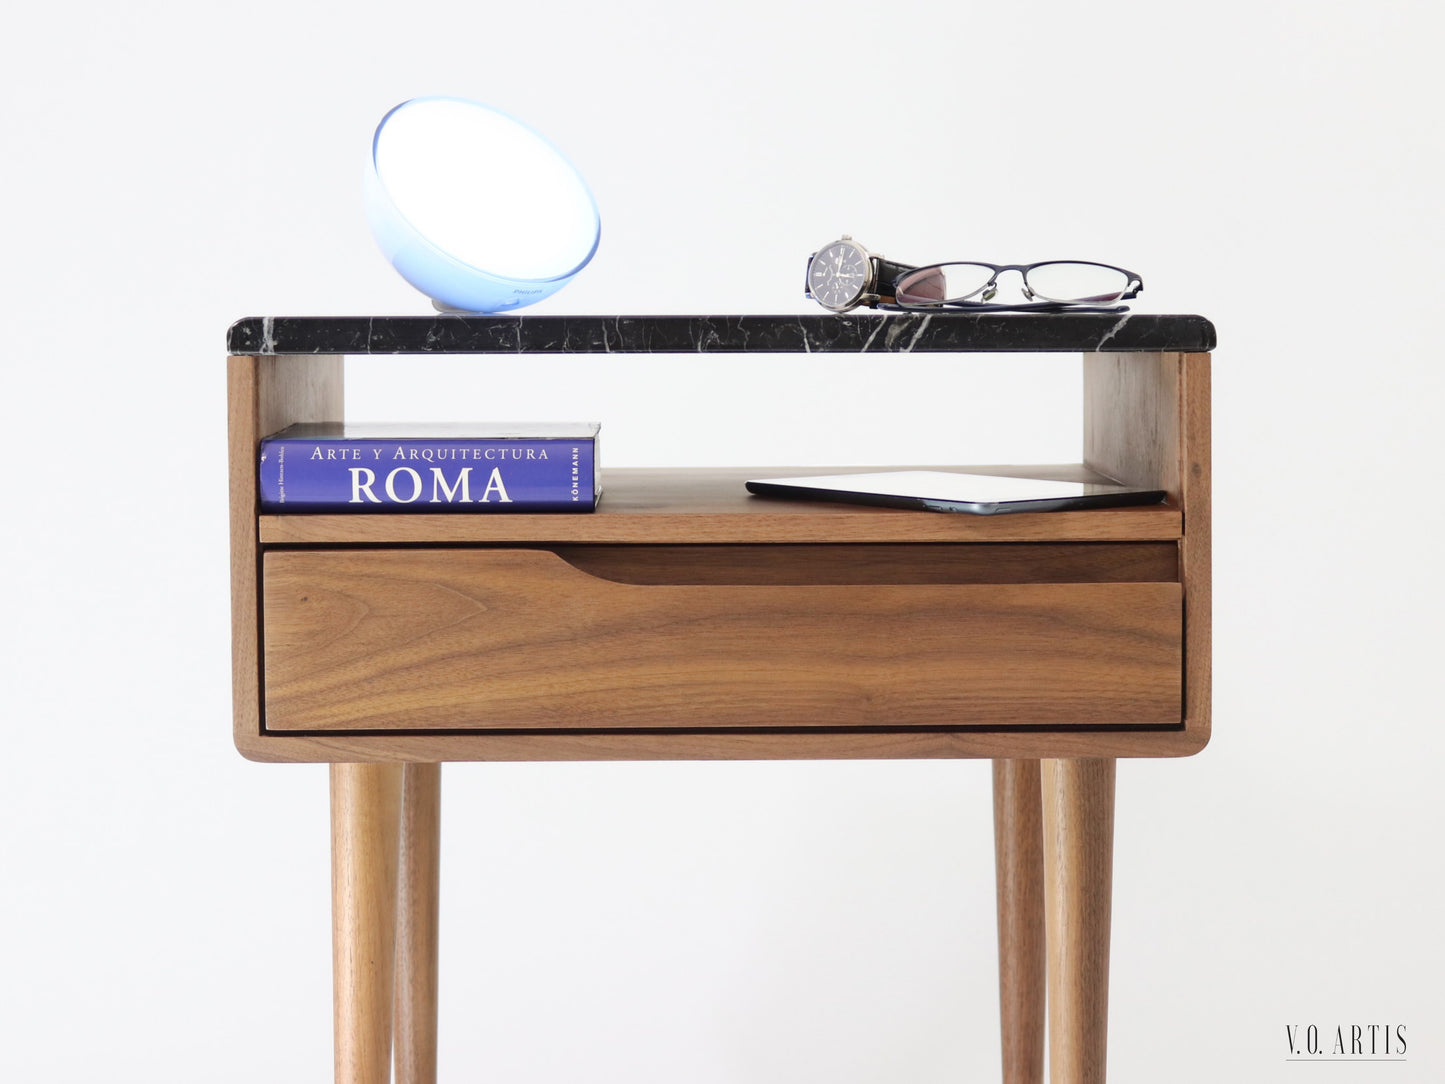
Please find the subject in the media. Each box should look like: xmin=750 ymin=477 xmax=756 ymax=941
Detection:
xmin=364 ymin=97 xmax=601 ymax=313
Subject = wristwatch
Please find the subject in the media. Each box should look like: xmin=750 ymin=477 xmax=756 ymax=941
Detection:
xmin=804 ymin=236 xmax=915 ymax=312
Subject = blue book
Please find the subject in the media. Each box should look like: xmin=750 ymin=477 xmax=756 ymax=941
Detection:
xmin=258 ymin=422 xmax=600 ymax=512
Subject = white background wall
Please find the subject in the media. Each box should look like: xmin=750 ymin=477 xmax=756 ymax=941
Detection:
xmin=3 ymin=2 xmax=1442 ymax=1080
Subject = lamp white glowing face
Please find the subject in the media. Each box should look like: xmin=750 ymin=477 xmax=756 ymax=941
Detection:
xmin=364 ymin=97 xmax=601 ymax=313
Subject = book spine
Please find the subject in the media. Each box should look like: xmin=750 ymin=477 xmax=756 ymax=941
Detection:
xmin=258 ymin=437 xmax=598 ymax=512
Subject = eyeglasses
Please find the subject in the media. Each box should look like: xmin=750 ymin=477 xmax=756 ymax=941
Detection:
xmin=888 ymin=260 xmax=1142 ymax=312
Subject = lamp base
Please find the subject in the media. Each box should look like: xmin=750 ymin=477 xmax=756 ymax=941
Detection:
xmin=429 ymin=297 xmax=521 ymax=315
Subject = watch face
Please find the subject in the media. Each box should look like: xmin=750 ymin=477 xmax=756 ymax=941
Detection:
xmin=808 ymin=240 xmax=872 ymax=311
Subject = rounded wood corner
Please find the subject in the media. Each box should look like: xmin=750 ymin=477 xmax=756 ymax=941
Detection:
xmin=1174 ymin=723 xmax=1211 ymax=757
xmin=234 ymin=730 xmax=286 ymax=763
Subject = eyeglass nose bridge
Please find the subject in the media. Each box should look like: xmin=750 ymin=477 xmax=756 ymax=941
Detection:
xmin=986 ymin=265 xmax=1033 ymax=302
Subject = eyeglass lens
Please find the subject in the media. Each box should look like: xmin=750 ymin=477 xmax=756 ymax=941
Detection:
xmin=1025 ymin=262 xmax=1132 ymax=304
xmin=895 ymin=263 xmax=996 ymax=305
xmin=895 ymin=262 xmax=1133 ymax=306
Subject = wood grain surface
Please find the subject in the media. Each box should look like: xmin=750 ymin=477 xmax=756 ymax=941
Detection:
xmin=1042 ymin=758 xmax=1116 ymax=1084
xmin=261 ymin=548 xmax=1182 ymax=733
xmin=258 ymin=465 xmax=1182 ymax=545
xmin=393 ymin=764 xmax=440 ymax=1084
xmin=229 ymin=351 xmax=1210 ymax=763
xmin=1178 ymin=354 xmax=1212 ymax=749
xmin=232 ymin=726 xmax=1204 ymax=763
xmin=229 ymin=354 xmax=342 ymax=757
xmin=994 ymin=759 xmax=1046 ymax=1084
xmin=331 ymin=763 xmax=402 ymax=1084
xmin=1085 ymin=351 xmax=1211 ymax=750
xmin=548 ymin=542 xmax=1178 ymax=585
xmin=1083 ymin=354 xmax=1180 ymax=502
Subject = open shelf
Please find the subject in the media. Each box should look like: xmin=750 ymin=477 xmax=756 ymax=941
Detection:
xmin=258 ymin=464 xmax=1182 ymax=544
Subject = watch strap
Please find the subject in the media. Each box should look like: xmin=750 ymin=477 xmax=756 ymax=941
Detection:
xmin=870 ymin=257 xmax=916 ymax=305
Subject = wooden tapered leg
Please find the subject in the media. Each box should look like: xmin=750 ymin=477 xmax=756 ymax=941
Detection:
xmin=395 ymin=763 xmax=442 ymax=1084
xmin=1041 ymin=758 xmax=1116 ymax=1084
xmin=993 ymin=759 xmax=1045 ymax=1084
xmin=332 ymin=763 xmax=404 ymax=1084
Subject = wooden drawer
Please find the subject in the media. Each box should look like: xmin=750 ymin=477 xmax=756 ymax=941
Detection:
xmin=261 ymin=547 xmax=1181 ymax=733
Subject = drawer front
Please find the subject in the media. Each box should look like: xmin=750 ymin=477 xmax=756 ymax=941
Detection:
xmin=261 ymin=548 xmax=1181 ymax=732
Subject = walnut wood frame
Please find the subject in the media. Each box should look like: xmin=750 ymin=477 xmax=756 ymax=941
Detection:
xmin=228 ymin=350 xmax=1209 ymax=764
xmin=228 ymin=346 xmax=1210 ymax=1084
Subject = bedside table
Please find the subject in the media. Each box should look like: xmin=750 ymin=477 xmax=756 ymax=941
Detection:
xmin=228 ymin=312 xmax=1213 ymax=1084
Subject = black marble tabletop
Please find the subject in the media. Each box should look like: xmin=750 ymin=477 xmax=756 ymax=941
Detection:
xmin=227 ymin=313 xmax=1215 ymax=356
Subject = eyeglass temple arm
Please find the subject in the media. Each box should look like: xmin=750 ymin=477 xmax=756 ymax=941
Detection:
xmin=877 ymin=300 xmax=1132 ymax=314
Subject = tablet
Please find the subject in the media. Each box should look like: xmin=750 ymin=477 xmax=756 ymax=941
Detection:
xmin=744 ymin=470 xmax=1166 ymax=516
